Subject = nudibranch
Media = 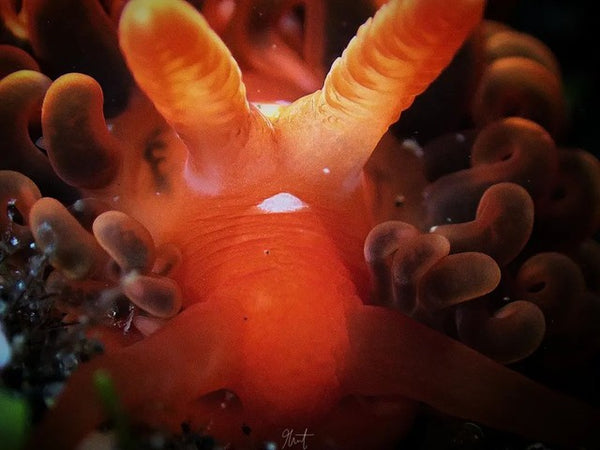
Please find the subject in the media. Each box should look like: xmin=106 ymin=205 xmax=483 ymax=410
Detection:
xmin=0 ymin=0 xmax=597 ymax=448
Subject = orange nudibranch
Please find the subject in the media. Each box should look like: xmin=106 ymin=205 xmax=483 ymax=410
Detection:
xmin=27 ymin=0 xmax=600 ymax=449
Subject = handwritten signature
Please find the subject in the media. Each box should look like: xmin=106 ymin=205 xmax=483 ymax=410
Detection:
xmin=281 ymin=428 xmax=315 ymax=449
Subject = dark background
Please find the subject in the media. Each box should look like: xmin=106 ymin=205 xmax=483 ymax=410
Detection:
xmin=489 ymin=0 xmax=597 ymax=154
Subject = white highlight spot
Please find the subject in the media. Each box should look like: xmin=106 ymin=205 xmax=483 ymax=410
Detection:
xmin=322 ymin=167 xmax=331 ymax=174
xmin=217 ymin=0 xmax=235 ymax=20
xmin=253 ymin=101 xmax=289 ymax=119
xmin=402 ymin=138 xmax=424 ymax=158
xmin=35 ymin=136 xmax=47 ymax=151
xmin=0 ymin=326 xmax=11 ymax=369
xmin=257 ymin=192 xmax=307 ymax=213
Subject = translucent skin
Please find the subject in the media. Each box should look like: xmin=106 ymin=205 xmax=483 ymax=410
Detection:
xmin=20 ymin=0 xmax=600 ymax=449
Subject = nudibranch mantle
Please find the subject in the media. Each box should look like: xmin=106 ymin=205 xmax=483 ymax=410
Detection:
xmin=23 ymin=0 xmax=600 ymax=449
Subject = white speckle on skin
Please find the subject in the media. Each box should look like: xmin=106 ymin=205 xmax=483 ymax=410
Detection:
xmin=72 ymin=200 xmax=85 ymax=212
xmin=402 ymin=138 xmax=423 ymax=158
xmin=257 ymin=192 xmax=307 ymax=213
xmin=217 ymin=0 xmax=235 ymax=19
xmin=322 ymin=167 xmax=331 ymax=174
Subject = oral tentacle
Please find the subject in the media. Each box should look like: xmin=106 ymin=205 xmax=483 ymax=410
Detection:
xmin=28 ymin=301 xmax=238 ymax=450
xmin=345 ymin=305 xmax=599 ymax=448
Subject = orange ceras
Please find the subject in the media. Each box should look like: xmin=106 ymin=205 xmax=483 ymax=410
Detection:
xmin=25 ymin=1 xmax=599 ymax=449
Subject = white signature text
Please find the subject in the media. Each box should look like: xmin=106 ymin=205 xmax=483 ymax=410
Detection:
xmin=281 ymin=428 xmax=315 ymax=449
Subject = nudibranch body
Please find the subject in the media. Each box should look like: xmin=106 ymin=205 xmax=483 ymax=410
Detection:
xmin=0 ymin=0 xmax=597 ymax=449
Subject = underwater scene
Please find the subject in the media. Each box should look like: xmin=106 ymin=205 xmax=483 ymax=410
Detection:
xmin=1 ymin=0 xmax=598 ymax=449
